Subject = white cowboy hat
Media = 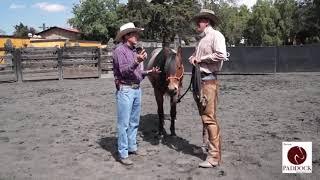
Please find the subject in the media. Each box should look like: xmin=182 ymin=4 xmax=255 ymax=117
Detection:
xmin=115 ymin=22 xmax=144 ymax=42
xmin=193 ymin=9 xmax=220 ymax=26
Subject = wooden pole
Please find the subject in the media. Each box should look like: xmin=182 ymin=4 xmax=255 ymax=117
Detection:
xmin=15 ymin=49 xmax=23 ymax=82
xmin=275 ymin=46 xmax=279 ymax=74
xmin=58 ymin=48 xmax=63 ymax=80
xmin=5 ymin=51 xmax=15 ymax=81
xmin=97 ymin=47 xmax=102 ymax=78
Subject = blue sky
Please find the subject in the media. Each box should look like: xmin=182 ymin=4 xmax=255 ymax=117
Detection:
xmin=0 ymin=0 xmax=80 ymax=34
xmin=0 ymin=0 xmax=129 ymax=34
xmin=0 ymin=0 xmax=254 ymax=35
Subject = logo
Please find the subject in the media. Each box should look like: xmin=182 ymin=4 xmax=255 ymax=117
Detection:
xmin=287 ymin=146 xmax=307 ymax=165
xmin=282 ymin=142 xmax=312 ymax=173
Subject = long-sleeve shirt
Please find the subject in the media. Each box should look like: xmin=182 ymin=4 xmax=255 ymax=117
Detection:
xmin=112 ymin=43 xmax=147 ymax=85
xmin=190 ymin=26 xmax=228 ymax=73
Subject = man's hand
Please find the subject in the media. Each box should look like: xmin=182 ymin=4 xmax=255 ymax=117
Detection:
xmin=136 ymin=49 xmax=147 ymax=63
xmin=189 ymin=56 xmax=200 ymax=66
xmin=147 ymin=66 xmax=161 ymax=74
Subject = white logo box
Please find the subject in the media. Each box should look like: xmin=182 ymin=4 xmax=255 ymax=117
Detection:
xmin=282 ymin=142 xmax=312 ymax=173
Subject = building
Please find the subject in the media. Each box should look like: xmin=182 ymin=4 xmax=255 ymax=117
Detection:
xmin=35 ymin=26 xmax=81 ymax=40
xmin=0 ymin=35 xmax=30 ymax=64
xmin=29 ymin=39 xmax=101 ymax=48
xmin=0 ymin=27 xmax=102 ymax=64
xmin=0 ymin=35 xmax=30 ymax=48
xmin=0 ymin=32 xmax=101 ymax=64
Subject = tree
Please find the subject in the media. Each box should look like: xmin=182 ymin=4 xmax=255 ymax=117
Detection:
xmin=117 ymin=0 xmax=151 ymax=38
xmin=244 ymin=0 xmax=281 ymax=46
xmin=195 ymin=0 xmax=248 ymax=46
xmin=68 ymin=0 xmax=319 ymax=46
xmin=148 ymin=0 xmax=199 ymax=43
xmin=14 ymin=23 xmax=29 ymax=37
xmin=274 ymin=0 xmax=295 ymax=45
xmin=199 ymin=0 xmax=238 ymax=8
xmin=215 ymin=3 xmax=250 ymax=46
xmin=170 ymin=0 xmax=201 ymax=44
xmin=68 ymin=0 xmax=120 ymax=43
xmin=120 ymin=0 xmax=200 ymax=44
xmin=13 ymin=23 xmax=37 ymax=37
xmin=293 ymin=0 xmax=320 ymax=44
xmin=29 ymin=27 xmax=37 ymax=36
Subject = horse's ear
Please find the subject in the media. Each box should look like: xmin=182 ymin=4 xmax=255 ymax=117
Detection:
xmin=176 ymin=46 xmax=183 ymax=64
xmin=177 ymin=46 xmax=182 ymax=55
xmin=163 ymin=47 xmax=170 ymax=56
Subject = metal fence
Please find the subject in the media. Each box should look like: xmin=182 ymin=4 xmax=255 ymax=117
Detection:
xmin=276 ymin=45 xmax=320 ymax=72
xmin=147 ymin=45 xmax=320 ymax=74
xmin=224 ymin=45 xmax=320 ymax=73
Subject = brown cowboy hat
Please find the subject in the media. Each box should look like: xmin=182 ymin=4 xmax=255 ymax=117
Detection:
xmin=193 ymin=9 xmax=220 ymax=26
xmin=115 ymin=22 xmax=144 ymax=42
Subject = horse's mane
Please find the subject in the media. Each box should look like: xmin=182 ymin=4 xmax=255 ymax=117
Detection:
xmin=148 ymin=47 xmax=178 ymax=87
xmin=149 ymin=48 xmax=176 ymax=71
xmin=165 ymin=51 xmax=177 ymax=74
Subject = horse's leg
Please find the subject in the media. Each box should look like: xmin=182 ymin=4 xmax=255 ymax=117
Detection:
xmin=170 ymin=96 xmax=177 ymax=136
xmin=154 ymin=89 xmax=164 ymax=136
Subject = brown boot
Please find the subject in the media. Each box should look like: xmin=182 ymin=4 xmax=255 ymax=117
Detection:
xmin=198 ymin=160 xmax=218 ymax=168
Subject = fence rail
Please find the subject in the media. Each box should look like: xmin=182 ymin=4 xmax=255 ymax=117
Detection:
xmin=0 ymin=53 xmax=16 ymax=82
xmin=0 ymin=47 xmax=113 ymax=82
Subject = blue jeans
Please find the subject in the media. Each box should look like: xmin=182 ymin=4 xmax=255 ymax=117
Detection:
xmin=116 ymin=85 xmax=141 ymax=159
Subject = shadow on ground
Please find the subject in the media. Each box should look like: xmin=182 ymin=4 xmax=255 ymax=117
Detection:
xmin=139 ymin=114 xmax=204 ymax=160
xmin=97 ymin=114 xmax=205 ymax=161
xmin=97 ymin=136 xmax=118 ymax=161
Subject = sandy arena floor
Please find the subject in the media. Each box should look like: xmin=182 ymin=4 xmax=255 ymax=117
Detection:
xmin=0 ymin=73 xmax=319 ymax=180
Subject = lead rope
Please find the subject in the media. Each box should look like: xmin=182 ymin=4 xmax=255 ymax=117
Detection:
xmin=177 ymin=64 xmax=201 ymax=103
xmin=177 ymin=74 xmax=192 ymax=103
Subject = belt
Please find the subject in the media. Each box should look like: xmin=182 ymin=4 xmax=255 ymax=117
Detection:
xmin=120 ymin=83 xmax=140 ymax=89
xmin=201 ymin=72 xmax=217 ymax=81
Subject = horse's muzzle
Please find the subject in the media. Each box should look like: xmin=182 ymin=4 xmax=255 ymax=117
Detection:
xmin=167 ymin=88 xmax=178 ymax=96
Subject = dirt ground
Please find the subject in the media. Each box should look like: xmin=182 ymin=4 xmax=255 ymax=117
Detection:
xmin=0 ymin=73 xmax=319 ymax=180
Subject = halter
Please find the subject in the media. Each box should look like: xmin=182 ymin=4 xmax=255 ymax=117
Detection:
xmin=164 ymin=50 xmax=184 ymax=81
xmin=166 ymin=65 xmax=184 ymax=81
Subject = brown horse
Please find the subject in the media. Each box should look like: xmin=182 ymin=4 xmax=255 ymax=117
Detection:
xmin=147 ymin=47 xmax=184 ymax=136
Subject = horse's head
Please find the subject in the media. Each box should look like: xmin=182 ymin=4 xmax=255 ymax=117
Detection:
xmin=147 ymin=47 xmax=184 ymax=97
xmin=164 ymin=47 xmax=184 ymax=96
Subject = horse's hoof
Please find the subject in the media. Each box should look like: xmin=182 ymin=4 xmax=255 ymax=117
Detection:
xmin=157 ymin=134 xmax=164 ymax=139
xmin=157 ymin=132 xmax=164 ymax=138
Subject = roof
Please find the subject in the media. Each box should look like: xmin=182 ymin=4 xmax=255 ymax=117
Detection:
xmin=0 ymin=35 xmax=29 ymax=39
xmin=30 ymin=38 xmax=100 ymax=44
xmin=0 ymin=35 xmax=14 ymax=38
xmin=36 ymin=26 xmax=81 ymax=35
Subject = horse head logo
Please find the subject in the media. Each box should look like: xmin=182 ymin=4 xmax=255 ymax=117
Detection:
xmin=287 ymin=146 xmax=307 ymax=165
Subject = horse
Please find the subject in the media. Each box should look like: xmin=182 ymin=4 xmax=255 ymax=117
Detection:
xmin=147 ymin=47 xmax=184 ymax=136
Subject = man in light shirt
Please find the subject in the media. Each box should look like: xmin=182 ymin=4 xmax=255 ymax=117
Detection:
xmin=189 ymin=9 xmax=228 ymax=168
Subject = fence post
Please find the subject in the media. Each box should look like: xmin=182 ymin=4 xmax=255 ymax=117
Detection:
xmin=14 ymin=48 xmax=23 ymax=82
xmin=97 ymin=47 xmax=101 ymax=78
xmin=3 ymin=50 xmax=14 ymax=79
xmin=58 ymin=48 xmax=63 ymax=80
xmin=274 ymin=46 xmax=279 ymax=74
xmin=107 ymin=38 xmax=114 ymax=74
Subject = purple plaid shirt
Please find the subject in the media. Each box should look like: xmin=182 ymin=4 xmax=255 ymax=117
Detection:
xmin=112 ymin=43 xmax=146 ymax=86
